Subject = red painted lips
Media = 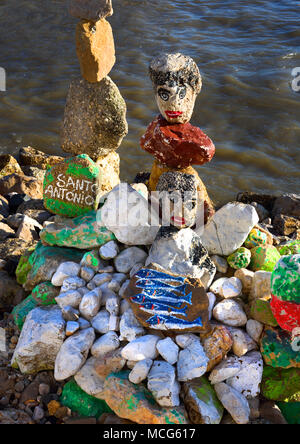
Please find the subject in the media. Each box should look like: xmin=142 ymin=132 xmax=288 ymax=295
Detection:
xmin=165 ymin=111 xmax=183 ymax=119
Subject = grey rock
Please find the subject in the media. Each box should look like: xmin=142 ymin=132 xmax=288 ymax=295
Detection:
xmin=214 ymin=382 xmax=250 ymax=424
xmin=147 ymin=361 xmax=180 ymax=407
xmin=119 ymin=309 xmax=145 ymax=342
xmin=61 ymin=77 xmax=128 ymax=160
xmin=114 ymin=247 xmax=147 ymax=274
xmin=129 ymin=359 xmax=153 ymax=384
xmin=55 ymin=290 xmax=82 ymax=309
xmin=91 ymin=309 xmax=110 ymax=334
xmin=54 ymin=328 xmax=95 ymax=381
xmin=11 ymin=306 xmax=65 ymax=374
xmin=102 ymin=183 xmax=159 ymax=245
xmin=209 ymin=356 xmax=242 ymax=385
xmin=121 ymin=335 xmax=160 ymax=361
xmin=156 ymin=338 xmax=179 ymax=365
xmin=196 ymin=202 xmax=259 ymax=256
xmin=91 ymin=331 xmax=119 ymax=357
xmin=74 ymin=357 xmax=105 ymax=399
xmin=177 ymin=339 xmax=209 ymax=381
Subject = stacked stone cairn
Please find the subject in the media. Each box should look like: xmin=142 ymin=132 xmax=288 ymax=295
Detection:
xmin=59 ymin=0 xmax=128 ymax=200
xmin=0 ymin=49 xmax=299 ymax=424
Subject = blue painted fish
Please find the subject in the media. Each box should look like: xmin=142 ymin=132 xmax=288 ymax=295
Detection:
xmin=146 ymin=314 xmax=203 ymax=330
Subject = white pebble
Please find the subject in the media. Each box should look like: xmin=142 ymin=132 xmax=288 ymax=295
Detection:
xmin=129 ymin=359 xmax=153 ymax=384
xmin=91 ymin=331 xmax=120 ymax=358
xmin=80 ymin=266 xmax=95 ymax=282
xmin=99 ymin=241 xmax=119 ymax=260
xmin=156 ymin=338 xmax=179 ymax=365
xmin=246 ymin=320 xmax=263 ymax=343
xmin=61 ymin=276 xmax=86 ymax=293
xmin=79 ymin=289 xmax=102 ymax=320
xmin=175 ymin=334 xmax=199 ymax=349
xmin=66 ymin=321 xmax=80 ymax=336
xmin=219 ymin=277 xmax=242 ymax=299
xmin=213 ymin=299 xmax=247 ymax=327
xmin=55 ymin=290 xmax=82 ymax=309
xmin=91 ymin=310 xmax=110 ymax=334
xmin=106 ymin=293 xmax=120 ymax=316
xmin=51 ymin=262 xmax=80 ymax=286
xmin=121 ymin=335 xmax=160 ymax=361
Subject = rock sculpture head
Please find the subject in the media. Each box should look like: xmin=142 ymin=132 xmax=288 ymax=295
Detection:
xmin=156 ymin=171 xmax=198 ymax=229
xmin=149 ymin=53 xmax=202 ymax=124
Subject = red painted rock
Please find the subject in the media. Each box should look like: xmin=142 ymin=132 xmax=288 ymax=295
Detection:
xmin=270 ymin=294 xmax=300 ymax=333
xmin=140 ymin=115 xmax=215 ymax=169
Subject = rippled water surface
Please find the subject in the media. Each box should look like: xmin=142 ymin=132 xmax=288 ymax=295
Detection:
xmin=0 ymin=0 xmax=299 ymax=205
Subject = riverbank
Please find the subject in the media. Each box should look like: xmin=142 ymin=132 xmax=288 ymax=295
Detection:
xmin=0 ymin=146 xmax=299 ymax=425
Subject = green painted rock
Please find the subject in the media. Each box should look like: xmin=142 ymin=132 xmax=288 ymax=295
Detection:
xmin=261 ymin=366 xmax=300 ymax=402
xmin=12 ymin=282 xmax=59 ymax=330
xmin=103 ymin=371 xmax=188 ymax=424
xmin=277 ymin=240 xmax=300 ymax=256
xmin=244 ymin=228 xmax=268 ymax=249
xmin=24 ymin=242 xmax=84 ymax=292
xmin=80 ymin=249 xmax=103 ymax=271
xmin=16 ymin=247 xmax=35 ymax=285
xmin=250 ymin=298 xmax=278 ymax=327
xmin=271 ymin=254 xmax=300 ymax=304
xmin=43 ymin=154 xmax=102 ymax=218
xmin=277 ymin=402 xmax=300 ymax=424
xmin=260 ymin=327 xmax=300 ymax=369
xmin=60 ymin=379 xmax=112 ymax=418
xmin=40 ymin=210 xmax=115 ymax=250
xmin=183 ymin=376 xmax=224 ymax=424
xmin=249 ymin=245 xmax=281 ymax=272
xmin=227 ymin=247 xmax=251 ymax=270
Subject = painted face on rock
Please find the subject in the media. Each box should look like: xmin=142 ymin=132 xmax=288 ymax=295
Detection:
xmin=155 ymin=83 xmax=197 ymax=124
xmin=149 ymin=53 xmax=202 ymax=125
xmin=157 ymin=172 xmax=198 ymax=229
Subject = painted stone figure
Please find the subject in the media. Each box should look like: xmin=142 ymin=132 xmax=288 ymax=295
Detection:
xmin=146 ymin=171 xmax=216 ymax=289
xmin=140 ymin=53 xmax=215 ymax=222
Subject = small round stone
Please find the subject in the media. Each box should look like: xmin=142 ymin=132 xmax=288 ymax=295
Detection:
xmin=39 ymin=383 xmax=50 ymax=396
xmin=227 ymin=248 xmax=251 ymax=270
xmin=244 ymin=228 xmax=268 ymax=249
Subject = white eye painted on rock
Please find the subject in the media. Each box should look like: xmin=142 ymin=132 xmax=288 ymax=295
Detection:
xmin=158 ymin=88 xmax=170 ymax=102
xmin=178 ymin=87 xmax=187 ymax=100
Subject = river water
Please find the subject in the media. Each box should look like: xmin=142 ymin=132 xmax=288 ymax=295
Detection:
xmin=0 ymin=0 xmax=299 ymax=205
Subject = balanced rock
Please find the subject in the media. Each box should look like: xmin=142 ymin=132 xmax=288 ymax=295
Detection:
xmin=40 ymin=210 xmax=115 ymax=250
xmin=125 ymin=265 xmax=211 ymax=333
xmin=68 ymin=0 xmax=113 ymax=21
xmin=146 ymin=228 xmax=216 ymax=288
xmin=101 ymin=183 xmax=160 ymax=245
xmin=61 ymin=77 xmax=128 ymax=160
xmin=54 ymin=327 xmax=95 ymax=380
xmin=141 ymin=115 xmax=215 ymax=169
xmin=261 ymin=327 xmax=300 ymax=369
xmin=23 ymin=242 xmax=84 ymax=292
xmin=11 ymin=306 xmax=65 ymax=374
xmin=183 ymin=376 xmax=224 ymax=424
xmin=196 ymin=202 xmax=259 ymax=256
xmin=103 ymin=371 xmax=188 ymax=424
xmin=76 ymin=18 xmax=115 ymax=83
xmin=43 ymin=154 xmax=102 ymax=218
xmin=250 ymin=245 xmax=281 ymax=272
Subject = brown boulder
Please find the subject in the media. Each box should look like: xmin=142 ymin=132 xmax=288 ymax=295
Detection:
xmin=19 ymin=147 xmax=65 ymax=170
xmin=0 ymin=222 xmax=15 ymax=241
xmin=76 ymin=18 xmax=115 ymax=83
xmin=0 ymin=270 xmax=25 ymax=308
xmin=0 ymin=154 xmax=23 ymax=178
xmin=0 ymin=174 xmax=43 ymax=199
xmin=272 ymin=193 xmax=300 ymax=219
xmin=0 ymin=238 xmax=37 ymax=263
xmin=94 ymin=349 xmax=126 ymax=379
xmin=273 ymin=214 xmax=300 ymax=237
